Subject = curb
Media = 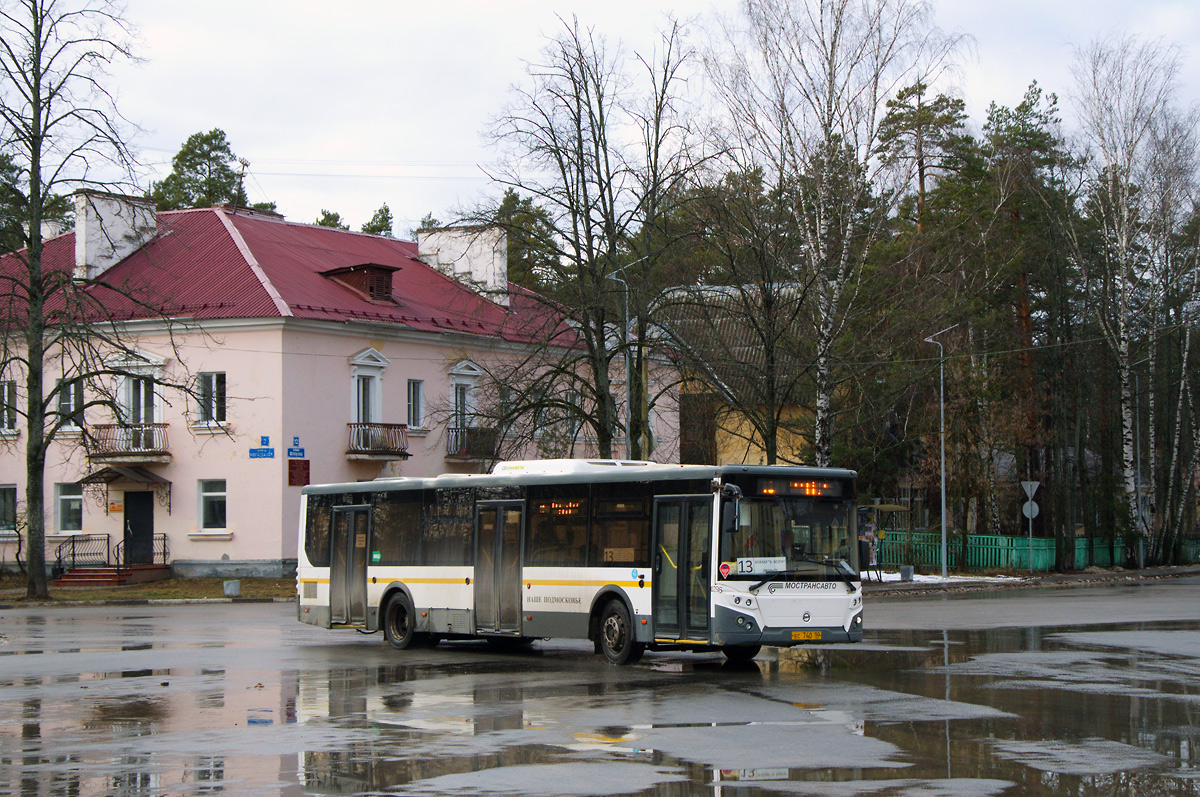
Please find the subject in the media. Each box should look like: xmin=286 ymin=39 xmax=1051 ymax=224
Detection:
xmin=0 ymin=597 xmax=294 ymax=609
xmin=864 ymin=566 xmax=1200 ymax=598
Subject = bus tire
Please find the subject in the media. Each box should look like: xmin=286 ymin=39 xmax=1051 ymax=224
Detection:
xmin=721 ymin=644 xmax=761 ymax=663
xmin=599 ymin=599 xmax=644 ymax=665
xmin=382 ymin=593 xmax=416 ymax=650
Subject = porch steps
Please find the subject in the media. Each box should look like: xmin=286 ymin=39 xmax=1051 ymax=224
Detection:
xmin=54 ymin=564 xmax=172 ymax=587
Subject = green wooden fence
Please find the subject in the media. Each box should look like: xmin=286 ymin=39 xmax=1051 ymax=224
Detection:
xmin=879 ymin=531 xmax=1200 ymax=572
xmin=1182 ymin=538 xmax=1200 ymax=564
xmin=879 ymin=532 xmax=1058 ymax=571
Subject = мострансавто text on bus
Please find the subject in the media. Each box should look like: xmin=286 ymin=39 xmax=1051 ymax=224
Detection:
xmin=296 ymin=459 xmax=863 ymax=664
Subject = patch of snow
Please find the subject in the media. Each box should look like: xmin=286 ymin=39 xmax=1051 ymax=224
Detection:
xmin=872 ymin=571 xmax=1027 ymax=584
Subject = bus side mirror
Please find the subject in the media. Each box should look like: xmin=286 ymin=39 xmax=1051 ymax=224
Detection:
xmin=721 ymin=503 xmax=737 ymax=534
xmin=720 ymin=483 xmax=742 ymax=534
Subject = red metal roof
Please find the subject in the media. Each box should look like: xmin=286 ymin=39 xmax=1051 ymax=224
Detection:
xmin=5 ymin=207 xmax=563 ymax=344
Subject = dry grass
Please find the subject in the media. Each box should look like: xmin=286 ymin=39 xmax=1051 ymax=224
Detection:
xmin=0 ymin=576 xmax=295 ymax=602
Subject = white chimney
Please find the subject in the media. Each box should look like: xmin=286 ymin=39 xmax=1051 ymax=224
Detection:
xmin=416 ymin=226 xmax=509 ymax=307
xmin=74 ymin=191 xmax=157 ymax=280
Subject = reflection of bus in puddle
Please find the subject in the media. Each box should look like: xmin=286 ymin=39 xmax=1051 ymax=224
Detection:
xmin=709 ymin=709 xmax=865 ymax=789
xmin=717 ymin=768 xmax=790 ymax=782
xmin=294 ymin=668 xmax=562 ymax=793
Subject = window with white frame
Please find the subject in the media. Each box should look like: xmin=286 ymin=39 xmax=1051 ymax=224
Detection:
xmin=125 ymin=375 xmax=155 ymax=424
xmin=349 ymin=348 xmax=389 ymax=425
xmin=407 ymin=379 xmax=424 ymax=428
xmin=355 ymin=374 xmax=376 ymax=424
xmin=197 ymin=372 xmax=226 ymax=424
xmin=199 ymin=480 xmax=226 ymax=531
xmin=453 ymin=383 xmax=471 ymax=429
xmin=448 ymin=360 xmax=482 ymax=430
xmin=57 ymin=379 xmax=84 ymax=428
xmin=56 ymin=483 xmax=82 ymax=532
xmin=0 ymin=485 xmax=16 ymax=533
xmin=0 ymin=381 xmax=16 ymax=432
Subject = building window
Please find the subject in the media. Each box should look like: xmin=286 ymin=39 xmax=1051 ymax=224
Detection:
xmin=350 ymin=348 xmax=389 ymax=425
xmin=57 ymin=483 xmax=82 ymax=532
xmin=126 ymin=375 xmax=155 ymax=424
xmin=355 ymin=374 xmax=375 ymax=424
xmin=0 ymin=381 xmax=16 ymax=432
xmin=200 ymin=480 xmax=227 ymax=530
xmin=57 ymin=379 xmax=84 ymax=428
xmin=407 ymin=380 xmax=424 ymax=428
xmin=453 ymin=383 xmax=471 ymax=429
xmin=197 ymin=372 xmax=226 ymax=424
xmin=0 ymin=485 xmax=16 ymax=532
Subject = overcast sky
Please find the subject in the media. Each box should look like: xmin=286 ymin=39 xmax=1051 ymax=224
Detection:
xmin=109 ymin=0 xmax=1200 ymax=237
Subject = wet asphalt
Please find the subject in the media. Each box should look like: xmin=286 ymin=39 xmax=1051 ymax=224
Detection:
xmin=2 ymin=577 xmax=1199 ymax=795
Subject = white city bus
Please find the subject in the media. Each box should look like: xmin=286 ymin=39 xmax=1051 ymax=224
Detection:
xmin=296 ymin=460 xmax=863 ymax=664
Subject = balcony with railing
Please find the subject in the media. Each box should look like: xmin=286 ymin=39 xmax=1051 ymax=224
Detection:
xmin=88 ymin=423 xmax=171 ymax=464
xmin=346 ymin=422 xmax=410 ymax=460
xmin=445 ymin=426 xmax=499 ymax=461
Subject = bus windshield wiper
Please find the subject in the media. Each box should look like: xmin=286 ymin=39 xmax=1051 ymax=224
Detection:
xmin=749 ymin=558 xmax=857 ymax=592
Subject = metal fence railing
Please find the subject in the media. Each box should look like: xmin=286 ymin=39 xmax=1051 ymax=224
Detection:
xmin=54 ymin=533 xmax=110 ymax=573
xmin=879 ymin=530 xmax=1200 ymax=572
xmin=115 ymin=533 xmax=169 ymax=567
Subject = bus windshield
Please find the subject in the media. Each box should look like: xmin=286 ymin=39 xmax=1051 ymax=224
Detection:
xmin=719 ymin=497 xmax=857 ymax=580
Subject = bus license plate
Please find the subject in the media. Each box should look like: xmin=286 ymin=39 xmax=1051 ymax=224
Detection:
xmin=792 ymin=631 xmax=821 ymax=641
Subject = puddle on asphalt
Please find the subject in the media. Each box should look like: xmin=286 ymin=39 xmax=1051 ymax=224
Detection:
xmin=3 ymin=621 xmax=1200 ymax=795
xmin=288 ymin=623 xmax=1200 ymax=795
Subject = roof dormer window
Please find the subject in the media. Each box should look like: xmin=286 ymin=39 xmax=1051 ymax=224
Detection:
xmin=319 ymin=262 xmax=399 ymax=303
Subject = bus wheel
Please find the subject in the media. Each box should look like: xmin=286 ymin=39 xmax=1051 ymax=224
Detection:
xmin=721 ymin=644 xmax=761 ymax=663
xmin=383 ymin=593 xmax=415 ymax=650
xmin=600 ymin=599 xmax=644 ymax=665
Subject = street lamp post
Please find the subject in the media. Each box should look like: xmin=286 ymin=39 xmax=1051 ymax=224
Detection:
xmin=606 ymin=272 xmax=633 ymax=460
xmin=924 ymin=323 xmax=959 ymax=579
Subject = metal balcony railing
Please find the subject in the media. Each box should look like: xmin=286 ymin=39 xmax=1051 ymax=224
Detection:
xmin=346 ymin=422 xmax=410 ymax=458
xmin=89 ymin=423 xmax=170 ymax=456
xmin=446 ymin=426 xmax=499 ymax=460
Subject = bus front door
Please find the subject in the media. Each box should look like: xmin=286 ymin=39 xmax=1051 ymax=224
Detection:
xmin=474 ymin=502 xmax=524 ymax=635
xmin=652 ymin=497 xmax=712 ymax=642
xmin=329 ymin=505 xmax=370 ymax=626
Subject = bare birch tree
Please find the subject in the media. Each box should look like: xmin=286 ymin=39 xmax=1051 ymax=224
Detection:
xmin=1140 ymin=105 xmax=1200 ymax=562
xmin=706 ymin=0 xmax=954 ymax=466
xmin=1069 ymin=34 xmax=1185 ymax=545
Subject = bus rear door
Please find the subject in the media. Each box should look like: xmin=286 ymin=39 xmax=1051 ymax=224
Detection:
xmin=474 ymin=501 xmax=524 ymax=635
xmin=652 ymin=497 xmax=712 ymax=642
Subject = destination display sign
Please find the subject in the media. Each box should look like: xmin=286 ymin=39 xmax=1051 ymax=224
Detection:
xmin=756 ymin=478 xmax=843 ymax=497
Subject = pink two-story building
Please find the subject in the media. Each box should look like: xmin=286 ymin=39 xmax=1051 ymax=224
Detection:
xmin=0 ymin=193 xmax=678 ymax=578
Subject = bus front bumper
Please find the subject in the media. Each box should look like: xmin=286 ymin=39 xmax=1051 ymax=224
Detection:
xmin=713 ymin=605 xmax=863 ymax=646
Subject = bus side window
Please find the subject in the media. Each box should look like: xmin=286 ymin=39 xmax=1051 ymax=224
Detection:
xmin=374 ymin=491 xmax=422 ymax=565
xmin=304 ymin=497 xmax=333 ymax=567
xmin=423 ymin=487 xmax=473 ymax=566
xmin=590 ymin=483 xmax=650 ymax=567
xmin=527 ymin=485 xmax=587 ymax=566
